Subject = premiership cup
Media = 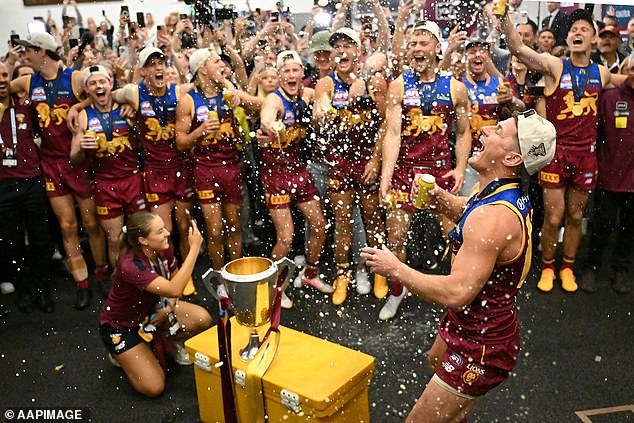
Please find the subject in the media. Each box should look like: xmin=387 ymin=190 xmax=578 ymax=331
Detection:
xmin=202 ymin=257 xmax=296 ymax=361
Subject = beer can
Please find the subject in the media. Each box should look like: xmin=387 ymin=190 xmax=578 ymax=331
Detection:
xmin=493 ymin=0 xmax=507 ymax=16
xmin=383 ymin=192 xmax=397 ymax=210
xmin=85 ymin=130 xmax=97 ymax=139
xmin=208 ymin=111 xmax=218 ymax=121
xmin=222 ymin=90 xmax=234 ymax=104
xmin=413 ymin=174 xmax=436 ymax=210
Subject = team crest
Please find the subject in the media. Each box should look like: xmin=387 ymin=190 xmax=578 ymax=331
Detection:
xmin=110 ymin=333 xmax=122 ymax=345
xmin=527 ymin=142 xmax=546 ymax=159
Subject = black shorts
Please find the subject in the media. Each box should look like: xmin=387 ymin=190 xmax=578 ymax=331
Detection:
xmin=99 ymin=323 xmax=145 ymax=356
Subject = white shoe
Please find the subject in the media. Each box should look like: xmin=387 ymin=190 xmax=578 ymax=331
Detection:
xmin=293 ymin=255 xmax=306 ymax=268
xmin=0 ymin=282 xmax=15 ymax=295
xmin=281 ymin=292 xmax=293 ymax=309
xmin=173 ymin=343 xmax=192 ymax=366
xmin=293 ymin=267 xmax=305 ymax=288
xmin=355 ymin=268 xmax=371 ymax=295
xmin=298 ymin=269 xmax=334 ymax=294
xmin=108 ymin=354 xmax=121 ymax=368
xmin=379 ymin=288 xmax=408 ymax=321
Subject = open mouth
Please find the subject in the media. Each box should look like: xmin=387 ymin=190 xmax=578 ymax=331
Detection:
xmin=472 ymin=139 xmax=486 ymax=158
xmin=286 ymin=80 xmax=298 ymax=89
xmin=473 ymin=59 xmax=483 ymax=66
xmin=572 ymin=38 xmax=583 ymax=46
xmin=154 ymin=72 xmax=164 ymax=83
xmin=96 ymin=89 xmax=106 ymax=100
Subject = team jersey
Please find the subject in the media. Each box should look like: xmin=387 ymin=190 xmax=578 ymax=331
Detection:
xmin=464 ymin=74 xmax=503 ymax=150
xmin=546 ymin=59 xmax=605 ymax=150
xmin=443 ymin=179 xmax=532 ymax=344
xmin=0 ymin=97 xmax=40 ymax=179
xmin=82 ymin=103 xmax=139 ymax=180
xmin=261 ymin=88 xmax=309 ymax=170
xmin=28 ymin=66 xmax=82 ymax=160
xmin=398 ymin=70 xmax=455 ymax=167
xmin=136 ymin=82 xmax=180 ymax=169
xmin=185 ymin=88 xmax=241 ymax=167
xmin=325 ymin=72 xmax=381 ymax=164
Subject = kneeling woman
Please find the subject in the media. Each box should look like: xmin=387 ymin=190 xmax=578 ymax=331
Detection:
xmin=99 ymin=212 xmax=211 ymax=397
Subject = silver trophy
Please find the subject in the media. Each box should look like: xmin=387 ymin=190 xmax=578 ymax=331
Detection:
xmin=202 ymin=257 xmax=295 ymax=361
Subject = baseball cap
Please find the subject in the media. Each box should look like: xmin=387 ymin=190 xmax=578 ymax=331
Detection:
xmin=599 ymin=25 xmax=619 ymax=38
xmin=465 ymin=37 xmax=491 ymax=50
xmin=329 ymin=27 xmax=361 ymax=47
xmin=516 ymin=110 xmax=556 ymax=175
xmin=15 ymin=32 xmax=59 ymax=52
xmin=568 ymin=9 xmax=598 ymax=35
xmin=276 ymin=50 xmax=303 ymax=70
xmin=310 ymin=31 xmax=333 ymax=53
xmin=189 ymin=48 xmax=213 ymax=76
xmin=82 ymin=65 xmax=112 ymax=85
xmin=139 ymin=46 xmax=165 ymax=67
xmin=412 ymin=20 xmax=442 ymax=43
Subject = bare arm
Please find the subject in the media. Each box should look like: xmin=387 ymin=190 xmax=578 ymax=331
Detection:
xmin=446 ymin=80 xmax=471 ymax=193
xmin=175 ymin=93 xmax=207 ymax=151
xmin=369 ymin=0 xmax=389 ymax=53
xmin=438 ymin=25 xmax=467 ymax=72
xmin=379 ymin=79 xmax=404 ymax=201
xmin=390 ymin=2 xmax=424 ymax=78
xmin=498 ymin=12 xmax=560 ymax=78
xmin=363 ymin=203 xmax=522 ymax=308
xmin=312 ymin=76 xmax=333 ymax=126
xmin=70 ymin=111 xmax=91 ymax=164
xmin=225 ymin=46 xmax=249 ymax=90
xmin=332 ymin=0 xmax=352 ymax=32
xmin=145 ymin=222 xmax=204 ymax=298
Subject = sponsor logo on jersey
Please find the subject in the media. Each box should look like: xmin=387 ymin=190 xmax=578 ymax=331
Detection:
xmin=449 ymin=352 xmax=464 ymax=366
xmin=332 ymin=89 xmax=349 ymax=108
xmin=196 ymin=105 xmax=210 ymax=121
xmin=403 ymin=88 xmax=421 ymax=106
xmin=441 ymin=361 xmax=456 ymax=373
xmin=140 ymin=101 xmax=155 ymax=116
xmin=31 ymin=86 xmax=47 ymax=102
xmin=88 ymin=117 xmax=102 ymax=131
xmin=282 ymin=110 xmax=295 ymax=126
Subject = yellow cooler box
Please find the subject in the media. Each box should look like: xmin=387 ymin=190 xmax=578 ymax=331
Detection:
xmin=185 ymin=319 xmax=375 ymax=422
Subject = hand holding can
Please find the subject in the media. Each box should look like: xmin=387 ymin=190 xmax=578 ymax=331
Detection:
xmin=412 ymin=174 xmax=436 ymax=209
xmin=82 ymin=130 xmax=98 ymax=149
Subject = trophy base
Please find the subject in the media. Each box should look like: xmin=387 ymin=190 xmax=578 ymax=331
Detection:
xmin=239 ymin=330 xmax=261 ymax=361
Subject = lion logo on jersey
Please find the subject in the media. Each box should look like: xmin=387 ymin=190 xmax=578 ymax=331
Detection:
xmin=95 ymin=134 xmax=132 ymax=157
xmin=36 ymin=103 xmax=69 ymax=128
xmin=145 ymin=118 xmax=175 ymax=142
xmin=557 ymin=91 xmax=598 ymax=120
xmin=404 ymin=108 xmax=446 ymax=137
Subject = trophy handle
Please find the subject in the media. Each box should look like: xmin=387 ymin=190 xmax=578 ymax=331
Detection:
xmin=201 ymin=267 xmax=223 ymax=301
xmin=274 ymin=257 xmax=296 ymax=292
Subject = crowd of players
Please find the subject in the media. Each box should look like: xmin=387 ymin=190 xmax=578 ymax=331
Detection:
xmin=1 ymin=0 xmax=632 ymax=344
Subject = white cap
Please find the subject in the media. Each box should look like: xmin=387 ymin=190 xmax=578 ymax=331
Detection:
xmin=82 ymin=65 xmax=112 ymax=86
xmin=139 ymin=47 xmax=165 ymax=67
xmin=329 ymin=27 xmax=361 ymax=47
xmin=189 ymin=48 xmax=213 ymax=76
xmin=16 ymin=32 xmax=59 ymax=52
xmin=276 ymin=50 xmax=303 ymax=70
xmin=412 ymin=20 xmax=442 ymax=43
xmin=517 ymin=110 xmax=556 ymax=175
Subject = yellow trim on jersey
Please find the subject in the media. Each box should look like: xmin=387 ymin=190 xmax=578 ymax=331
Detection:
xmin=133 ymin=84 xmax=140 ymax=111
xmin=26 ymin=74 xmax=32 ymax=94
xmin=465 ymin=73 xmax=491 ymax=87
xmin=485 ymin=199 xmax=528 ymax=265
xmin=174 ymin=83 xmax=180 ymax=98
xmin=71 ymin=70 xmax=82 ymax=101
xmin=449 ymin=77 xmax=458 ymax=106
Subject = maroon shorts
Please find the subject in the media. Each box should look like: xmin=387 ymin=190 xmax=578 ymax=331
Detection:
xmin=261 ymin=165 xmax=319 ymax=209
xmin=434 ymin=333 xmax=520 ymax=398
xmin=194 ymin=163 xmax=243 ymax=204
xmin=143 ymin=165 xmax=194 ymax=206
xmin=391 ymin=162 xmax=453 ymax=211
xmin=95 ymin=173 xmax=147 ymax=219
xmin=539 ymin=145 xmax=597 ymax=190
xmin=40 ymin=158 xmax=93 ymax=199
xmin=327 ymin=156 xmax=378 ymax=193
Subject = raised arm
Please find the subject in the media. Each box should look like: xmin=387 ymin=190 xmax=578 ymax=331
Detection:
xmin=368 ymin=0 xmax=390 ymax=53
xmin=446 ymin=80 xmax=471 ymax=194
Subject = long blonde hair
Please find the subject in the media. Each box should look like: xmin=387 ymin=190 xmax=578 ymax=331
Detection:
xmin=115 ymin=212 xmax=157 ymax=266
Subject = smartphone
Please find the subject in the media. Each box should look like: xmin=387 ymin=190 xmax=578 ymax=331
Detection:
xmin=157 ymin=25 xmax=164 ymax=32
xmin=526 ymin=86 xmax=545 ymax=97
xmin=271 ymin=11 xmax=279 ymax=23
xmin=120 ymin=6 xmax=130 ymax=22
xmin=10 ymin=34 xmax=20 ymax=48
xmin=137 ymin=12 xmax=145 ymax=28
xmin=128 ymin=21 xmax=136 ymax=36
xmin=102 ymin=10 xmax=106 ymax=17
xmin=69 ymin=38 xmax=79 ymax=49
xmin=180 ymin=13 xmax=188 ymax=21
